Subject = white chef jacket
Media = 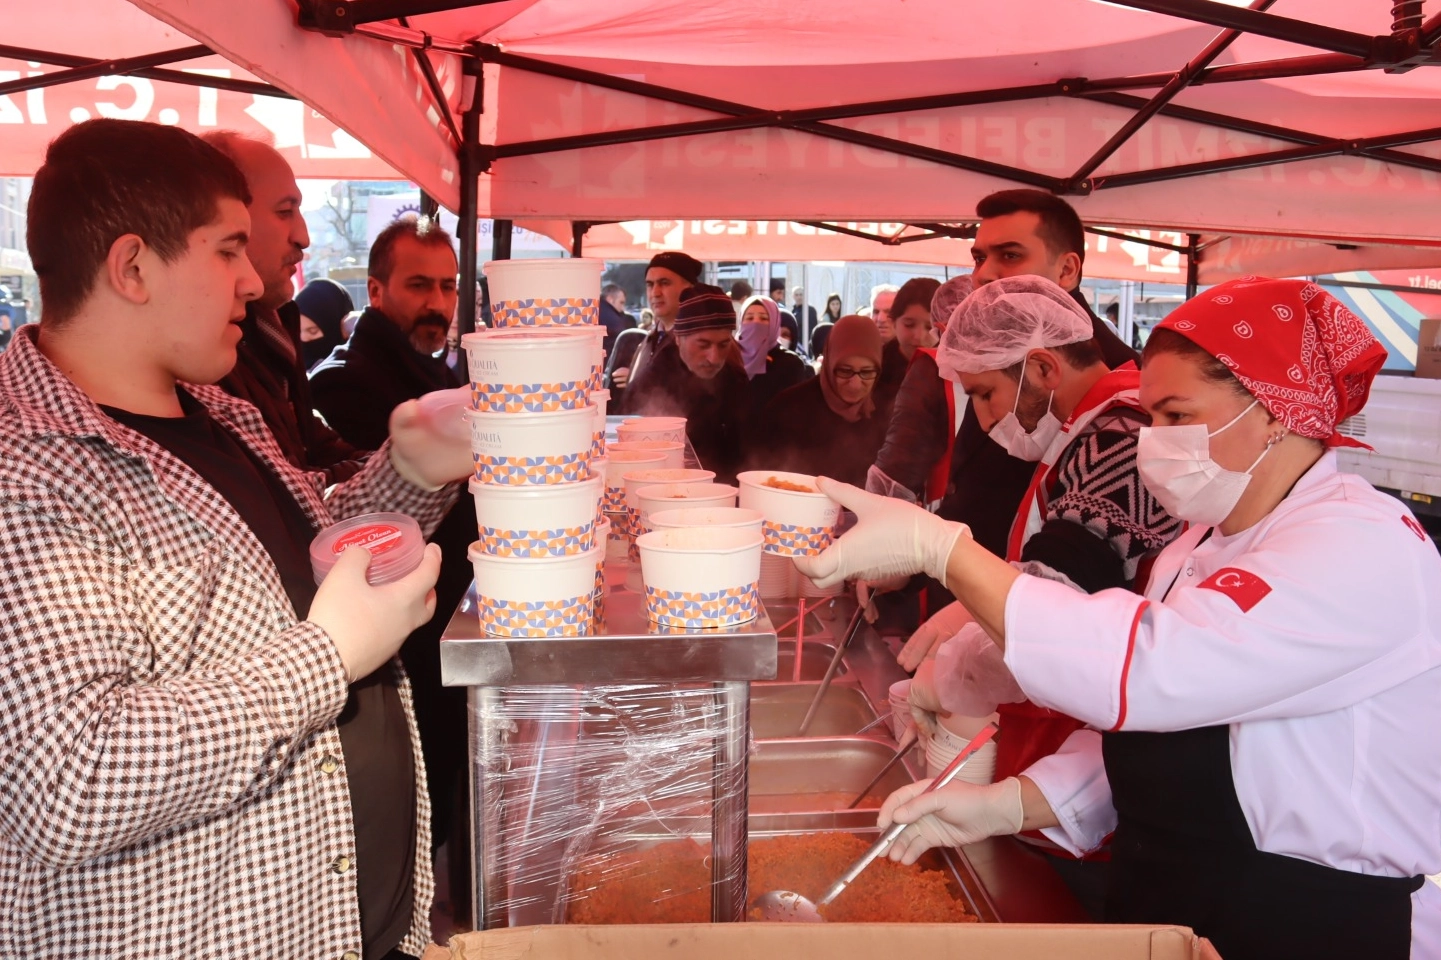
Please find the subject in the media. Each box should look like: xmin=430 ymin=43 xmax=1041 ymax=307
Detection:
xmin=1005 ymin=453 xmax=1441 ymax=957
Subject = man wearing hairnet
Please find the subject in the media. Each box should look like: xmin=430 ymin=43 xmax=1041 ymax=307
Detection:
xmin=901 ymin=275 xmax=1183 ymax=917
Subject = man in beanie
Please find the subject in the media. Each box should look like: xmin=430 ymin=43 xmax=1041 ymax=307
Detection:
xmin=620 ymin=284 xmax=751 ymax=481
xmin=608 ymin=250 xmax=702 ymax=398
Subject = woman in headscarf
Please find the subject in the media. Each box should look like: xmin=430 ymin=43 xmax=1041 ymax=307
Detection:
xmin=796 ymin=278 xmax=1441 ymax=960
xmin=747 ymin=315 xmax=887 ymax=488
xmin=738 ymin=294 xmax=813 ymax=427
xmin=293 ymin=277 xmax=353 ymax=371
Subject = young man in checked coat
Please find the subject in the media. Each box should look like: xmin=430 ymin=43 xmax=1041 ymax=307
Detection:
xmin=0 ymin=119 xmax=471 ymax=959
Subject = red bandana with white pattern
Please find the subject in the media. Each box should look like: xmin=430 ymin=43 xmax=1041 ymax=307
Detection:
xmin=1155 ymin=276 xmax=1388 ymax=449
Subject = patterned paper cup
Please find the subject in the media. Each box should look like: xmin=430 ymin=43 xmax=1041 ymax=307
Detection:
xmin=617 ymin=416 xmax=687 ymax=445
xmin=602 ymin=451 xmax=666 ymax=519
xmin=590 ymin=389 xmax=610 ymax=458
xmin=461 ymin=328 xmax=596 ymax=413
xmin=468 ymin=542 xmax=599 ymax=638
xmin=633 ymin=483 xmax=740 ymax=539
xmin=648 ymin=507 xmax=765 ymax=536
xmin=736 ymin=470 xmax=842 ymax=557
xmin=592 ymin=517 xmax=610 ymax=623
xmin=637 ymin=526 xmax=763 ymax=629
xmin=468 ymin=406 xmax=595 ymax=485
xmin=484 ymin=258 xmax=604 ymax=328
xmin=622 ymin=468 xmax=717 ymax=548
xmin=609 ymin=440 xmax=685 ymax=470
xmin=469 ymin=475 xmax=601 ymax=558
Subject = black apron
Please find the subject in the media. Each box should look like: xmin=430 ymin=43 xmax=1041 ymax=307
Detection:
xmin=1102 ymin=556 xmax=1422 ymax=960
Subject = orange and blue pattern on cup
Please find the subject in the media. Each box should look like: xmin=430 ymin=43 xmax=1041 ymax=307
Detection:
xmin=491 ymin=297 xmax=598 ymax=328
xmin=644 ymin=583 xmax=761 ymax=629
xmin=473 ymin=451 xmax=589 ymax=485
xmin=478 ymin=522 xmax=595 ymax=558
xmin=471 ymin=379 xmax=590 ymax=413
xmin=602 ymin=484 xmax=627 ymax=515
xmin=761 ymin=521 xmax=834 ymax=556
xmin=476 ymin=593 xmax=594 ymax=637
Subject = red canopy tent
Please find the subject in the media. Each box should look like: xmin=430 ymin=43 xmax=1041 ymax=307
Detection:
xmin=4 ymin=0 xmax=1441 ymax=327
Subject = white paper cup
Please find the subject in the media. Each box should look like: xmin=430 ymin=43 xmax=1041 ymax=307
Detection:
xmin=927 ymin=713 xmax=1000 ymax=784
xmin=484 ymin=258 xmax=604 ymax=328
xmin=617 ymin=416 xmax=688 ymax=445
xmin=468 ymin=405 xmax=595 ymax=485
xmin=649 ymin=507 xmax=765 ymax=535
xmin=469 ymin=475 xmax=601 ymax=557
xmin=636 ymin=526 xmax=763 ymax=628
xmin=602 ymin=451 xmax=666 ymax=517
xmin=633 ymin=483 xmax=739 ymax=539
xmin=469 ymin=542 xmax=599 ymax=637
xmin=798 ymin=571 xmax=844 ymax=600
xmin=622 ymin=468 xmax=716 ymax=553
xmin=461 ymin=328 xmax=596 ymax=413
xmin=590 ymin=389 xmax=610 ymax=458
xmin=759 ymin=551 xmax=797 ymax=601
xmin=736 ymin=470 xmax=842 ymax=556
xmin=592 ymin=517 xmax=610 ymax=622
xmin=609 ymin=439 xmax=685 ymax=470
xmin=888 ymin=679 xmax=913 ymax=741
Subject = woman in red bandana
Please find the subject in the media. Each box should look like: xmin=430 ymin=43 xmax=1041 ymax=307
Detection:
xmin=797 ymin=278 xmax=1441 ymax=960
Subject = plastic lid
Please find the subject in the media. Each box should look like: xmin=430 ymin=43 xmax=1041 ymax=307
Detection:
xmin=310 ymin=512 xmax=425 ymax=586
xmin=415 ymin=386 xmax=471 ymax=442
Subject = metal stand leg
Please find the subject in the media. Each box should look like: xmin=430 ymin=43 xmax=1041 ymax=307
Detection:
xmin=710 ymin=680 xmax=751 ymax=922
xmin=469 ymin=686 xmax=506 ymax=929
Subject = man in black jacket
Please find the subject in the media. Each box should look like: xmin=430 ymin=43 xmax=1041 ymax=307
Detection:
xmin=203 ymin=132 xmax=365 ymax=484
xmin=310 ymin=218 xmax=474 ymax=861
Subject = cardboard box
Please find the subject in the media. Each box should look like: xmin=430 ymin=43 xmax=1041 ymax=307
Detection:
xmin=438 ymin=923 xmax=1222 ymax=960
xmin=1414 ymin=318 xmax=1441 ymax=380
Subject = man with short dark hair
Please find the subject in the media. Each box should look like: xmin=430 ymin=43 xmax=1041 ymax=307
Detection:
xmin=608 ymin=251 xmax=702 ymax=397
xmin=203 ymin=130 xmax=365 ymax=483
xmin=0 ymin=117 xmax=469 ymax=959
xmin=599 ymin=281 xmax=635 ymax=356
xmin=620 ymin=284 xmax=750 ymax=481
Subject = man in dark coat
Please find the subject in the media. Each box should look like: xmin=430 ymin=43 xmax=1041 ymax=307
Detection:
xmin=309 ymin=218 xmax=474 ymax=859
xmin=203 ymin=132 xmax=365 ymax=484
xmin=620 ymin=284 xmax=751 ymax=482
xmin=599 ymin=282 xmax=636 ymax=357
xmin=608 ymin=250 xmax=701 ymax=401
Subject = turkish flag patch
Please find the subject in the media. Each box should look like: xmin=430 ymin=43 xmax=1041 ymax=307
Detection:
xmin=1197 ymin=567 xmax=1273 ymax=613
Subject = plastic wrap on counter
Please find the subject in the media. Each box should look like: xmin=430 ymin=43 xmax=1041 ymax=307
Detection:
xmin=469 ymin=683 xmax=744 ymax=926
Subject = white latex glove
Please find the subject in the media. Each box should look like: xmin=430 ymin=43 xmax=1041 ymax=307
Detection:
xmin=933 ymin=622 xmax=1027 ymax=717
xmin=793 ymin=477 xmax=968 ymax=589
xmin=308 ymin=543 xmax=442 ymax=682
xmin=856 ymin=576 xmax=906 ymax=623
xmin=388 ymin=398 xmax=473 ymax=489
xmin=878 ymin=777 xmax=1025 ymax=865
xmin=897 ymin=599 xmax=974 ymax=672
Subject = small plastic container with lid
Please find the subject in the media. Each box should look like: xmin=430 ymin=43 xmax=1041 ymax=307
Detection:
xmin=310 ymin=512 xmax=426 ymax=586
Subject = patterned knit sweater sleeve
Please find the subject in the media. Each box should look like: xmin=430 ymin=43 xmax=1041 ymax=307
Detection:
xmin=1019 ymin=408 xmax=1183 ymax=592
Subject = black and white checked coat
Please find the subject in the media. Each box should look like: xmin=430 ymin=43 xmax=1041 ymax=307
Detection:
xmin=0 ymin=326 xmax=455 ymax=959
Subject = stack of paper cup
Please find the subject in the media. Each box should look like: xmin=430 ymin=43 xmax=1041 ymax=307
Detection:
xmin=636 ymin=526 xmax=764 ymax=629
xmin=736 ymin=470 xmax=841 ymax=601
xmin=632 ymin=482 xmax=739 ymax=540
xmin=462 ymin=259 xmax=608 ymax=638
xmin=649 ymin=507 xmax=764 ymax=535
xmin=621 ymin=468 xmax=716 ymax=560
xmin=925 ymin=712 xmax=1000 ymax=784
xmin=617 ymin=416 xmax=687 ymax=445
xmin=602 ymin=450 xmax=666 ymax=537
xmin=609 ymin=439 xmax=686 ymax=470
xmin=484 ymin=258 xmax=605 ymax=328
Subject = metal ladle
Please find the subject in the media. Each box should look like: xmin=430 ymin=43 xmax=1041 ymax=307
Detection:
xmin=750 ymin=722 xmax=1000 ymax=922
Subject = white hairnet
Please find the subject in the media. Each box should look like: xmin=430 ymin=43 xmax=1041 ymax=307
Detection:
xmin=937 ymin=275 xmax=1093 ymax=379
xmin=930 ymin=275 xmax=974 ymax=331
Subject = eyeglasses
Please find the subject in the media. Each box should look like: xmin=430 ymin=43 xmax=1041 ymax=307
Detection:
xmin=833 ymin=366 xmax=878 ymax=381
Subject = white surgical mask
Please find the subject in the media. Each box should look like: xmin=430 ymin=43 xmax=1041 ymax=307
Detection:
xmin=1137 ymin=400 xmax=1282 ymax=527
xmin=989 ymin=377 xmax=1061 ymax=462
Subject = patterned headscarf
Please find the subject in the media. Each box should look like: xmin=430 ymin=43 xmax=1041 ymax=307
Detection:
xmin=1154 ymin=277 xmax=1387 ymax=448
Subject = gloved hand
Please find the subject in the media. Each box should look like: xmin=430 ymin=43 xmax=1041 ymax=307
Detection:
xmin=856 ymin=576 xmax=907 ymax=623
xmin=933 ymin=622 xmax=1027 ymax=717
xmin=793 ymin=478 xmax=968 ymax=590
xmin=388 ymin=398 xmax=473 ymax=490
xmin=907 ymin=657 xmax=944 ymax=736
xmin=897 ymin=600 xmax=975 ymax=672
xmin=308 ymin=543 xmax=443 ymax=682
xmin=878 ymin=777 xmax=1025 ymax=865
